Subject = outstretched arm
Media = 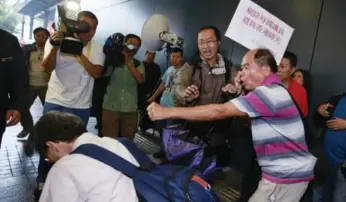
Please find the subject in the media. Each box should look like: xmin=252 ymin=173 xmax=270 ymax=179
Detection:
xmin=147 ymin=102 xmax=247 ymax=121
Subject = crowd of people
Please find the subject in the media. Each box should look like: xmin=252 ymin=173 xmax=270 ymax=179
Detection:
xmin=0 ymin=9 xmax=345 ymax=202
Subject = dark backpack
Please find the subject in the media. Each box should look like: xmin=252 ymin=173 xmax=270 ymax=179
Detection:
xmin=71 ymin=138 xmax=220 ymax=202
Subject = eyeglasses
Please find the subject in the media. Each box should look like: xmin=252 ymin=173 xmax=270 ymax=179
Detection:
xmin=197 ymin=40 xmax=217 ymax=47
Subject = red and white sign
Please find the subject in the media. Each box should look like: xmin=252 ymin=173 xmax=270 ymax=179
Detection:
xmin=225 ymin=0 xmax=294 ymax=64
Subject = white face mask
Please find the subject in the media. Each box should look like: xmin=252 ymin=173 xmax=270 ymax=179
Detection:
xmin=125 ymin=44 xmax=138 ymax=52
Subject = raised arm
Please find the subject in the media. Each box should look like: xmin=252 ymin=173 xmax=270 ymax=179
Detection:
xmin=41 ymin=32 xmax=61 ymax=73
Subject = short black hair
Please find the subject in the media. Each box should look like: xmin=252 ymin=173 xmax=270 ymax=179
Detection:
xmin=198 ymin=26 xmax=221 ymax=41
xmin=254 ymin=49 xmax=278 ymax=73
xmin=171 ymin=47 xmax=183 ymax=56
xmin=125 ymin=34 xmax=142 ymax=47
xmin=78 ymin=10 xmax=98 ymax=26
xmin=31 ymin=111 xmax=87 ymax=155
xmin=33 ymin=27 xmax=50 ymax=36
xmin=283 ymin=51 xmax=297 ymax=67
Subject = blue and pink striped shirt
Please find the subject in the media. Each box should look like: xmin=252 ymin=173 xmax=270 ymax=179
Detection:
xmin=231 ymin=74 xmax=316 ymax=184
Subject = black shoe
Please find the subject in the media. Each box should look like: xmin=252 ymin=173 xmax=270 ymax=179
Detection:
xmin=33 ymin=182 xmax=44 ymax=201
xmin=153 ymin=150 xmax=166 ymax=159
xmin=17 ymin=130 xmax=29 ymax=140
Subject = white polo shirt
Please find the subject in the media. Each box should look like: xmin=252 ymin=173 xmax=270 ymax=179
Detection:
xmin=44 ymin=40 xmax=105 ymax=109
xmin=39 ymin=133 xmax=139 ymax=202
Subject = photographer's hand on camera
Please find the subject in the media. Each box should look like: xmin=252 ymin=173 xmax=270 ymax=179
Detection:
xmin=123 ymin=49 xmax=144 ymax=83
xmin=49 ymin=31 xmax=63 ymax=47
xmin=42 ymin=32 xmax=62 ymax=73
xmin=123 ymin=49 xmax=134 ymax=64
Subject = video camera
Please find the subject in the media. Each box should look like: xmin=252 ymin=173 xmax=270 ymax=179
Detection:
xmin=50 ymin=1 xmax=90 ymax=55
xmin=103 ymin=33 xmax=139 ymax=67
xmin=159 ymin=31 xmax=184 ymax=48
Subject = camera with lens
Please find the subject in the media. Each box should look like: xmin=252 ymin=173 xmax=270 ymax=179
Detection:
xmin=103 ymin=33 xmax=139 ymax=67
xmin=159 ymin=31 xmax=184 ymax=48
xmin=50 ymin=2 xmax=90 ymax=55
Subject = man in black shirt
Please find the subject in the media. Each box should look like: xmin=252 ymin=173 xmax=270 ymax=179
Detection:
xmin=0 ymin=29 xmax=28 ymax=147
xmin=138 ymin=50 xmax=161 ymax=133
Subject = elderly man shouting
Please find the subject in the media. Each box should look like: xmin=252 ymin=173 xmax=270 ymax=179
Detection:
xmin=147 ymin=49 xmax=316 ymax=202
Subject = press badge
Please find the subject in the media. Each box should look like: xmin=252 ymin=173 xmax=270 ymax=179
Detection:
xmin=210 ymin=67 xmax=226 ymax=75
xmin=164 ymin=87 xmax=171 ymax=93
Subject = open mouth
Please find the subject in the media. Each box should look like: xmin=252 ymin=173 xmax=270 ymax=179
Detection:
xmin=203 ymin=50 xmax=212 ymax=57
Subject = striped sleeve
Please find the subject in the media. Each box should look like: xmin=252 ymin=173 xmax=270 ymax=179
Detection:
xmin=230 ymin=86 xmax=276 ymax=118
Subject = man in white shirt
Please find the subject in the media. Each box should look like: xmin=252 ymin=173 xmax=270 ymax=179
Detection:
xmin=42 ymin=11 xmax=105 ymax=124
xmin=31 ymin=111 xmax=138 ymax=202
xmin=36 ymin=11 xmax=105 ymax=200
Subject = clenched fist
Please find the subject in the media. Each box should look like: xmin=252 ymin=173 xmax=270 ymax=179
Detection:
xmin=147 ymin=102 xmax=167 ymax=121
xmin=6 ymin=110 xmax=21 ymax=126
xmin=184 ymin=85 xmax=200 ymax=102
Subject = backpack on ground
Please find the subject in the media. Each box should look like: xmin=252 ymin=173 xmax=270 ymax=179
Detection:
xmin=71 ymin=138 xmax=220 ymax=202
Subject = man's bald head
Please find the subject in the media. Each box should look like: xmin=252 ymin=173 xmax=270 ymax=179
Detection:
xmin=243 ymin=49 xmax=277 ymax=73
xmin=238 ymin=49 xmax=277 ymax=91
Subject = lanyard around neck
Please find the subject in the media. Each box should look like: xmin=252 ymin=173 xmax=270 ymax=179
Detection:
xmin=76 ymin=42 xmax=92 ymax=66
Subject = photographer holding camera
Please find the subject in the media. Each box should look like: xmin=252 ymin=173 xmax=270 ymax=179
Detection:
xmin=35 ymin=11 xmax=105 ymax=200
xmin=102 ymin=34 xmax=145 ymax=140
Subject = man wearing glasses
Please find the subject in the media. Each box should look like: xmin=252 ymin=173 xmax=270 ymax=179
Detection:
xmin=174 ymin=26 xmax=235 ymax=147
xmin=35 ymin=11 xmax=105 ymax=200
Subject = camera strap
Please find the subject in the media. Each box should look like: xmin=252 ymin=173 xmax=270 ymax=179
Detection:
xmin=76 ymin=42 xmax=92 ymax=66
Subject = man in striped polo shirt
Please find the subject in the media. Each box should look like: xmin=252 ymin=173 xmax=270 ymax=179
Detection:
xmin=147 ymin=49 xmax=317 ymax=202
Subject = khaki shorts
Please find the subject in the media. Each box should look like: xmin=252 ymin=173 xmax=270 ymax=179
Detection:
xmin=249 ymin=178 xmax=309 ymax=202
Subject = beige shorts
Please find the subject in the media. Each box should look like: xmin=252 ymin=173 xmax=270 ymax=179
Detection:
xmin=249 ymin=178 xmax=309 ymax=202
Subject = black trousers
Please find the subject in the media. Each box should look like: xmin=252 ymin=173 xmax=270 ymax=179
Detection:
xmin=91 ymin=78 xmax=107 ymax=136
xmin=237 ymin=137 xmax=261 ymax=202
xmin=20 ymin=86 xmax=47 ymax=131
xmin=37 ymin=155 xmax=53 ymax=183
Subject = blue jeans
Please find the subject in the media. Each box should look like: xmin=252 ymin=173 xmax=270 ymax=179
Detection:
xmin=332 ymin=167 xmax=346 ymax=202
xmin=312 ymin=185 xmax=324 ymax=202
xmin=37 ymin=102 xmax=90 ymax=183
xmin=43 ymin=102 xmax=90 ymax=125
xmin=313 ymin=166 xmax=346 ymax=202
